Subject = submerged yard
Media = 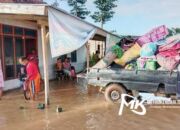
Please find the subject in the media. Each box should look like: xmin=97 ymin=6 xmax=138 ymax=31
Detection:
xmin=0 ymin=81 xmax=180 ymax=130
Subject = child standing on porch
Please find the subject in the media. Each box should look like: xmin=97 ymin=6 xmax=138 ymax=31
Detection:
xmin=0 ymin=59 xmax=4 ymax=100
xmin=21 ymin=57 xmax=41 ymax=100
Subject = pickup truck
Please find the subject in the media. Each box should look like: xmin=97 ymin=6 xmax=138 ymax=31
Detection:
xmin=81 ymin=68 xmax=179 ymax=103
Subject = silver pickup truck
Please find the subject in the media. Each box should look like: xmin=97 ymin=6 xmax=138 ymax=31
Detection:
xmin=80 ymin=68 xmax=179 ymax=103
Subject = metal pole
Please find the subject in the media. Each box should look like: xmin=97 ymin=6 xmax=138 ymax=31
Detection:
xmin=41 ymin=25 xmax=50 ymax=106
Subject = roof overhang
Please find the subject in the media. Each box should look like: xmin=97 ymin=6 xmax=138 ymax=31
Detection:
xmin=0 ymin=3 xmax=120 ymax=38
xmin=0 ymin=3 xmax=47 ymax=15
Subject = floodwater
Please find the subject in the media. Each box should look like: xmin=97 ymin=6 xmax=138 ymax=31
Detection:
xmin=0 ymin=80 xmax=180 ymax=130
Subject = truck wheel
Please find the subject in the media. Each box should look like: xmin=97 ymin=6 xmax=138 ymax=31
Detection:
xmin=104 ymin=84 xmax=127 ymax=103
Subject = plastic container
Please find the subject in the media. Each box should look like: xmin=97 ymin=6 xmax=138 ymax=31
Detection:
xmin=145 ymin=60 xmax=157 ymax=70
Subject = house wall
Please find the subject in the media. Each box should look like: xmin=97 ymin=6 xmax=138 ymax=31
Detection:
xmin=38 ymin=41 xmax=87 ymax=80
xmin=0 ymin=18 xmax=87 ymax=91
xmin=0 ymin=19 xmax=38 ymax=90
xmin=0 ymin=3 xmax=46 ymax=16
xmin=0 ymin=15 xmax=113 ymax=91
xmin=70 ymin=45 xmax=86 ymax=73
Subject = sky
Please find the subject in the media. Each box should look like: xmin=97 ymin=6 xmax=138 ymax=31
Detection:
xmin=44 ymin=0 xmax=180 ymax=36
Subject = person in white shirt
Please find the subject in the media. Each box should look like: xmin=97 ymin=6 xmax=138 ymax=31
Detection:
xmin=0 ymin=59 xmax=4 ymax=99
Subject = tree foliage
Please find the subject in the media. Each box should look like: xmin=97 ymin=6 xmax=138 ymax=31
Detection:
xmin=51 ymin=0 xmax=59 ymax=7
xmin=167 ymin=28 xmax=180 ymax=37
xmin=68 ymin=0 xmax=90 ymax=19
xmin=91 ymin=0 xmax=117 ymax=28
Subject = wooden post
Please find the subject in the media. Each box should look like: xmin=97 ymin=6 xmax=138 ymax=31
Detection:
xmin=41 ymin=24 xmax=50 ymax=106
xmin=86 ymin=43 xmax=90 ymax=73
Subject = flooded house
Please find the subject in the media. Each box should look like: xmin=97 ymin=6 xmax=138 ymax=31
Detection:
xmin=0 ymin=1 xmax=120 ymax=91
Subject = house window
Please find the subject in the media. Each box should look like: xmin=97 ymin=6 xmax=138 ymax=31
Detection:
xmin=25 ymin=38 xmax=37 ymax=55
xmin=25 ymin=29 xmax=37 ymax=37
xmin=4 ymin=36 xmax=14 ymax=79
xmin=15 ymin=37 xmax=24 ymax=77
xmin=3 ymin=25 xmax=13 ymax=34
xmin=15 ymin=27 xmax=23 ymax=35
xmin=71 ymin=51 xmax=77 ymax=62
xmin=0 ymin=24 xmax=37 ymax=80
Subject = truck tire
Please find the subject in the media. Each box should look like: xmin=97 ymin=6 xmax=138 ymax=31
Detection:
xmin=104 ymin=84 xmax=127 ymax=103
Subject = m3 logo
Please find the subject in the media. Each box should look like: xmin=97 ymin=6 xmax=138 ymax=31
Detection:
xmin=119 ymin=94 xmax=146 ymax=116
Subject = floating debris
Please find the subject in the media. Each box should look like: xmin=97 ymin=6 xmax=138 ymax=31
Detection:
xmin=19 ymin=106 xmax=25 ymax=110
xmin=56 ymin=106 xmax=63 ymax=113
xmin=37 ymin=103 xmax=45 ymax=110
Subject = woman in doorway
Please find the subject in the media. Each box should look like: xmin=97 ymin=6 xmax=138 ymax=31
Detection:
xmin=0 ymin=59 xmax=4 ymax=100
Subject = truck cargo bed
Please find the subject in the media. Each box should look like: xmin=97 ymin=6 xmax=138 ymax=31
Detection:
xmin=86 ymin=68 xmax=177 ymax=94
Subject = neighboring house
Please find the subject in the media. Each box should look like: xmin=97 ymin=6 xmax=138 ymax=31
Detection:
xmin=0 ymin=2 xmax=120 ymax=90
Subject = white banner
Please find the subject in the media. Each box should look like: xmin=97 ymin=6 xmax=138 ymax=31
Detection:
xmin=48 ymin=8 xmax=96 ymax=58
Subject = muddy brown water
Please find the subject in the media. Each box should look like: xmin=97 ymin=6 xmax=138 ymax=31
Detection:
xmin=0 ymin=80 xmax=180 ymax=130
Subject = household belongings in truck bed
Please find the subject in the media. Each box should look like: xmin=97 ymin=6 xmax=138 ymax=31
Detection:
xmin=92 ymin=45 xmax=123 ymax=68
xmin=92 ymin=25 xmax=180 ymax=71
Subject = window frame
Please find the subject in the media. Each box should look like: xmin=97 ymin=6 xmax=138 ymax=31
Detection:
xmin=0 ymin=24 xmax=37 ymax=80
xmin=71 ymin=50 xmax=77 ymax=62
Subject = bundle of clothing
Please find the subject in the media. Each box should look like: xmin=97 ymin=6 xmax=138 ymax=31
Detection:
xmin=92 ymin=25 xmax=180 ymax=71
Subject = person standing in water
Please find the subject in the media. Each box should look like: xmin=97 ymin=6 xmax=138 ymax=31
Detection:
xmin=20 ymin=57 xmax=41 ymax=100
xmin=0 ymin=59 xmax=4 ymax=100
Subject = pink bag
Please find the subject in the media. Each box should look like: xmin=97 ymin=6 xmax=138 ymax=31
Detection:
xmin=137 ymin=25 xmax=169 ymax=46
xmin=156 ymin=54 xmax=179 ymax=71
xmin=158 ymin=40 xmax=180 ymax=57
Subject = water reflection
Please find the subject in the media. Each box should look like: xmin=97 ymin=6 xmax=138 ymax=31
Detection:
xmin=0 ymin=81 xmax=180 ymax=130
